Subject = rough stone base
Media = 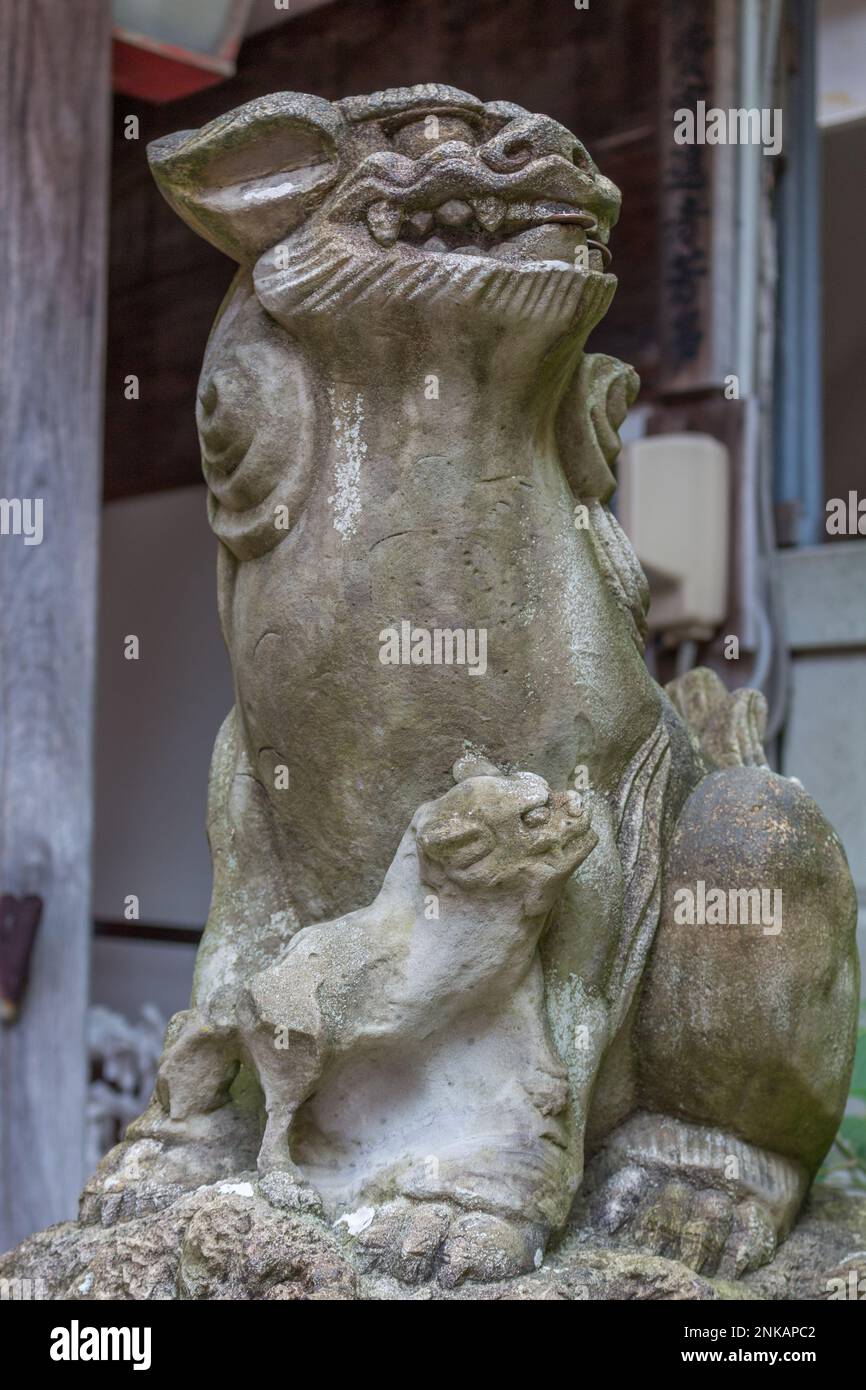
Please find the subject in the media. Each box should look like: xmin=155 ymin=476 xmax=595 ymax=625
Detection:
xmin=3 ymin=1183 xmax=863 ymax=1302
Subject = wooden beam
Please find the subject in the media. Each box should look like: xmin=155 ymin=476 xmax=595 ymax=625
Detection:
xmin=0 ymin=0 xmax=111 ymax=1248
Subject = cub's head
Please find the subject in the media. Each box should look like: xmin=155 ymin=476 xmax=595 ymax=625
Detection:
xmin=148 ymin=84 xmax=619 ymax=339
xmin=413 ymin=761 xmax=597 ymax=918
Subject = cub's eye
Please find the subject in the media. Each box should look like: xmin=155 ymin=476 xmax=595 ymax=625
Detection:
xmin=521 ymin=803 xmax=551 ymax=829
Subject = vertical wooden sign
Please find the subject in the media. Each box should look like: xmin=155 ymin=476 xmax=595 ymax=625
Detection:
xmin=658 ymin=0 xmax=738 ymax=393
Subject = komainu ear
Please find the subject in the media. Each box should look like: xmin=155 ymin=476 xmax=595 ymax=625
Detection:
xmin=556 ymin=353 xmax=640 ymax=501
xmin=147 ymin=93 xmax=346 ymax=265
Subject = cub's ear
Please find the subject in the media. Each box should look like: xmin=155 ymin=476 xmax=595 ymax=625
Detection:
xmin=147 ymin=93 xmax=346 ymax=265
xmin=452 ymin=753 xmax=506 ymax=782
xmin=416 ymin=817 xmax=494 ymax=871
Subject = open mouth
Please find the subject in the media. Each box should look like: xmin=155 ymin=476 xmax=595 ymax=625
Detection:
xmin=365 ymin=197 xmax=612 ymax=272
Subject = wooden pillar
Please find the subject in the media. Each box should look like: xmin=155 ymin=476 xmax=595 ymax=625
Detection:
xmin=0 ymin=0 xmax=111 ymax=1248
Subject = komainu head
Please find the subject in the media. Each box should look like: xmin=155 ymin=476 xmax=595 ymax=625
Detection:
xmin=148 ymin=84 xmax=620 ymax=333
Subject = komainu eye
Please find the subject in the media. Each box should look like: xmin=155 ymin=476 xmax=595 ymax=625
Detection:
xmin=521 ymin=803 xmax=551 ymax=828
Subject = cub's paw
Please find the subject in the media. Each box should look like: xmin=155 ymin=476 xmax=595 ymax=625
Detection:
xmin=155 ymin=1008 xmax=237 ymax=1121
xmin=522 ymin=1066 xmax=570 ymax=1117
xmin=590 ymin=1167 xmax=777 ymax=1278
xmin=258 ymin=1167 xmax=324 ymax=1218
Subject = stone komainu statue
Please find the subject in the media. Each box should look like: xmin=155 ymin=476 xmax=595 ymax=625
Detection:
xmin=81 ymin=86 xmax=860 ymax=1288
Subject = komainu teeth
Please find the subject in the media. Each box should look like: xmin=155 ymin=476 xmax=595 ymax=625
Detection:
xmin=454 ymin=245 xmax=487 ymax=258
xmin=474 ymin=196 xmax=506 ymax=232
xmin=422 ymin=235 xmax=449 ymax=252
xmin=435 ymin=199 xmax=474 ymax=228
xmin=405 ymin=209 xmax=434 ymax=237
xmin=502 ymin=201 xmax=534 ymax=229
xmin=366 ymin=201 xmax=402 ymax=246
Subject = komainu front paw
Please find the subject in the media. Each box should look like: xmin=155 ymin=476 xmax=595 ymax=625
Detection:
xmin=347 ymin=1198 xmax=452 ymax=1285
xmin=585 ymin=1115 xmax=806 ymax=1279
xmin=438 ymin=1211 xmax=546 ymax=1288
xmin=343 ymin=1197 xmax=545 ymax=1287
xmin=592 ymin=1168 xmax=777 ymax=1277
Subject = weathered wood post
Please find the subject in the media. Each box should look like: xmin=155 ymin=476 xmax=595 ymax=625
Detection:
xmin=0 ymin=0 xmax=111 ymax=1248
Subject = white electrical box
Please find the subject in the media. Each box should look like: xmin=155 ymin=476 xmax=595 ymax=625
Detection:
xmin=617 ymin=432 xmax=729 ymax=640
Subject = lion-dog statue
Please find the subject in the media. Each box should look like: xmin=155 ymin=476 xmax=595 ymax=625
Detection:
xmin=83 ymin=85 xmax=859 ymax=1288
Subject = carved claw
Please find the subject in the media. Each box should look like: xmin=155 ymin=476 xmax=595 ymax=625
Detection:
xmin=349 ymin=1199 xmax=453 ymax=1284
xmin=590 ymin=1169 xmax=779 ymax=1277
xmin=346 ymin=1196 xmax=545 ymax=1287
xmin=438 ymin=1211 xmax=545 ymax=1288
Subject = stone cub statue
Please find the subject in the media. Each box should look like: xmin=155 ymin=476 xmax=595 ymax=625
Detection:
xmin=156 ymin=761 xmax=597 ymax=1282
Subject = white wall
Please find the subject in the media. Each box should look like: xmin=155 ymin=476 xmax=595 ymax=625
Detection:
xmin=778 ymin=543 xmax=866 ymax=968
xmin=818 ymin=0 xmax=866 ymax=128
